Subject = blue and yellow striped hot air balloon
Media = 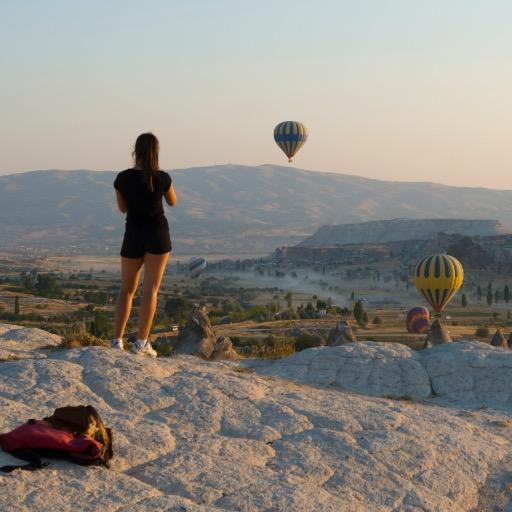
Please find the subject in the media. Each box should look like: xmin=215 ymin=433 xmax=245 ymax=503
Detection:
xmin=413 ymin=254 xmax=464 ymax=313
xmin=274 ymin=121 xmax=308 ymax=162
xmin=188 ymin=256 xmax=207 ymax=278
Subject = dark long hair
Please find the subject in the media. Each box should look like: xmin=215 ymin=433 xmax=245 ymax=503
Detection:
xmin=132 ymin=133 xmax=160 ymax=192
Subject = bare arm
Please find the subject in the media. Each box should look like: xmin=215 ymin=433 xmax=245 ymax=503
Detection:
xmin=164 ymin=183 xmax=177 ymax=206
xmin=115 ymin=190 xmax=127 ymax=213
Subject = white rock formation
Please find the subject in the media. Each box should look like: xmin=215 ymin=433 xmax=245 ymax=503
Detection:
xmin=0 ymin=323 xmax=61 ymax=361
xmin=255 ymin=341 xmax=431 ymax=400
xmin=1 ymin=324 xmax=512 ymax=511
xmin=256 ymin=339 xmax=512 ymax=410
xmin=420 ymin=340 xmax=512 ymax=408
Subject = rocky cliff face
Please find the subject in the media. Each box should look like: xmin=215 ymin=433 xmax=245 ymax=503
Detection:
xmin=299 ymin=218 xmax=509 ymax=248
xmin=277 ymin=225 xmax=512 ymax=269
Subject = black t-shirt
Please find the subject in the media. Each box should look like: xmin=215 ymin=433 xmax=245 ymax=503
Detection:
xmin=114 ymin=168 xmax=172 ymax=227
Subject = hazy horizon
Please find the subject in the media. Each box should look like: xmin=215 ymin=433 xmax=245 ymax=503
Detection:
xmin=1 ymin=1 xmax=511 ymax=188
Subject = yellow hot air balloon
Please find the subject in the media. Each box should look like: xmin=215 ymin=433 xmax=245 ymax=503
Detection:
xmin=413 ymin=254 xmax=464 ymax=313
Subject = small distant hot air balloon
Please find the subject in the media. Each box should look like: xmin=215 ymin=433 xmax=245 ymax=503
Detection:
xmin=274 ymin=121 xmax=308 ymax=162
xmin=413 ymin=254 xmax=464 ymax=313
xmin=406 ymin=306 xmax=430 ymax=334
xmin=188 ymin=257 xmax=207 ymax=278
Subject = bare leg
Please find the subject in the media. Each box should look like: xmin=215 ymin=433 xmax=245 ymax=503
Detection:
xmin=114 ymin=256 xmax=144 ymax=339
xmin=138 ymin=252 xmax=169 ymax=340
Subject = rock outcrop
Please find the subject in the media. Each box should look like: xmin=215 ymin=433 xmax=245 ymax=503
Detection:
xmin=173 ymin=308 xmax=218 ymax=358
xmin=1 ymin=323 xmax=512 ymax=511
xmin=0 ymin=323 xmax=61 ymax=360
xmin=491 ymin=329 xmax=508 ymax=348
xmin=211 ymin=336 xmax=239 ymax=360
xmin=173 ymin=310 xmax=237 ymax=360
xmin=256 ymin=341 xmax=431 ymax=400
xmin=446 ymin=236 xmax=494 ymax=269
xmin=255 ymin=338 xmax=512 ymax=410
xmin=426 ymin=319 xmax=451 ymax=347
xmin=326 ymin=320 xmax=357 ymax=346
xmin=420 ymin=341 xmax=512 ymax=407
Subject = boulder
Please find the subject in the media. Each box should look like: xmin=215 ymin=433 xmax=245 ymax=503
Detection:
xmin=426 ymin=319 xmax=451 ymax=347
xmin=255 ymin=339 xmax=512 ymax=409
xmin=491 ymin=329 xmax=508 ymax=348
xmin=211 ymin=336 xmax=239 ymax=360
xmin=326 ymin=320 xmax=357 ymax=346
xmin=173 ymin=311 xmax=239 ymax=360
xmin=173 ymin=309 xmax=217 ymax=359
xmin=420 ymin=340 xmax=512 ymax=407
xmin=256 ymin=341 xmax=432 ymax=400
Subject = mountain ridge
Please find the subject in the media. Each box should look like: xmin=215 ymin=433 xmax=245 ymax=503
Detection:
xmin=5 ymin=164 xmax=512 ymax=192
xmin=2 ymin=165 xmax=512 ymax=254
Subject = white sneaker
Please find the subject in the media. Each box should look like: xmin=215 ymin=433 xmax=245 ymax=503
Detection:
xmin=111 ymin=339 xmax=124 ymax=350
xmin=131 ymin=340 xmax=157 ymax=358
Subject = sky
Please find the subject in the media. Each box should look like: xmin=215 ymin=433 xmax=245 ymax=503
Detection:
xmin=0 ymin=0 xmax=511 ymax=188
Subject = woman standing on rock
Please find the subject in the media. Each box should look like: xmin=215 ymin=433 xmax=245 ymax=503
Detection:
xmin=111 ymin=133 xmax=177 ymax=356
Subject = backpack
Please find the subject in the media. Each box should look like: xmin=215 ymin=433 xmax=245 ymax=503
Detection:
xmin=0 ymin=405 xmax=113 ymax=472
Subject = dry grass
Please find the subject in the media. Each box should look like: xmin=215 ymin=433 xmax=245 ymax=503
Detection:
xmin=490 ymin=419 xmax=512 ymax=429
xmin=61 ymin=323 xmax=107 ymax=348
xmin=457 ymin=410 xmax=476 ymax=418
xmin=0 ymin=355 xmax=24 ymax=362
xmin=381 ymin=394 xmax=414 ymax=402
xmin=154 ymin=340 xmax=173 ymax=357
xmin=232 ymin=366 xmax=255 ymax=374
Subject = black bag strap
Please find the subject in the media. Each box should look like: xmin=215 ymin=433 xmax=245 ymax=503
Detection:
xmin=0 ymin=450 xmax=49 ymax=473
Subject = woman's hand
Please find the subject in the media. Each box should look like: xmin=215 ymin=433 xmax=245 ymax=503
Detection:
xmin=164 ymin=183 xmax=177 ymax=206
xmin=115 ymin=190 xmax=127 ymax=213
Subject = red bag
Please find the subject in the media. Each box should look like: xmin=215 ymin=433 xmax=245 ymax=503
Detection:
xmin=0 ymin=406 xmax=113 ymax=472
xmin=0 ymin=422 xmax=103 ymax=458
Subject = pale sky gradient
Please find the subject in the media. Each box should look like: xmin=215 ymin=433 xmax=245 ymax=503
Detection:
xmin=1 ymin=1 xmax=511 ymax=188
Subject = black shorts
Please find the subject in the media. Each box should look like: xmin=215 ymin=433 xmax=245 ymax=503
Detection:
xmin=120 ymin=224 xmax=172 ymax=259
